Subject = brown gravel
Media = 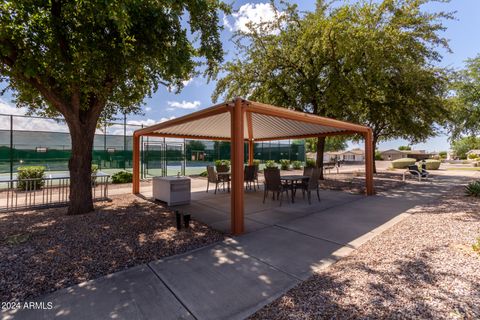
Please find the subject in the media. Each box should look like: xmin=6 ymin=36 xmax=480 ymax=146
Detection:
xmin=320 ymin=172 xmax=405 ymax=194
xmin=0 ymin=194 xmax=224 ymax=302
xmin=250 ymin=187 xmax=480 ymax=319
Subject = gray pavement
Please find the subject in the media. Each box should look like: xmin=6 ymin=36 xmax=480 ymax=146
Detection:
xmin=3 ymin=173 xmax=472 ymax=320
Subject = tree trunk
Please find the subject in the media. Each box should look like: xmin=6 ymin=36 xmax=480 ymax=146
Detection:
xmin=67 ymin=123 xmax=95 ymax=215
xmin=316 ymin=136 xmax=326 ymax=180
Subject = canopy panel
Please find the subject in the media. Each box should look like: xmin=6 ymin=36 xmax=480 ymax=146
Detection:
xmin=136 ymin=99 xmax=368 ymax=141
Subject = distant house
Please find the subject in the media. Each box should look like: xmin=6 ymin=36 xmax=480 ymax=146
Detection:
xmin=380 ymin=149 xmax=433 ymax=161
xmin=324 ymin=148 xmax=365 ymax=162
xmin=466 ymin=150 xmax=480 ymax=158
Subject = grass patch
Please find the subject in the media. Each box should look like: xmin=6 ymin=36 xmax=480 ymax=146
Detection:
xmin=4 ymin=233 xmax=30 ymax=245
xmin=473 ymin=238 xmax=480 ymax=254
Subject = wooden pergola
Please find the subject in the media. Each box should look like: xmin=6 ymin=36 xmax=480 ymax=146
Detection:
xmin=132 ymin=98 xmax=374 ymax=235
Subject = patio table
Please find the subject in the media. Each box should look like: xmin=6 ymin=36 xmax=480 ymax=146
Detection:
xmin=217 ymin=172 xmax=231 ymax=193
xmin=280 ymin=175 xmax=310 ymax=203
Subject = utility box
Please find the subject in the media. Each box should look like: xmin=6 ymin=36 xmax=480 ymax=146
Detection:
xmin=152 ymin=176 xmax=191 ymax=206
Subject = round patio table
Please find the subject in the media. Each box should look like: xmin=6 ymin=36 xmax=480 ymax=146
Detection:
xmin=280 ymin=175 xmax=310 ymax=203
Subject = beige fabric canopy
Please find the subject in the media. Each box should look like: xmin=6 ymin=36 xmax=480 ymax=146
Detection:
xmin=133 ymin=98 xmax=374 ymax=235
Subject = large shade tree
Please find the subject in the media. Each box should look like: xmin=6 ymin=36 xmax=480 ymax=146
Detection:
xmin=448 ymin=55 xmax=480 ymax=140
xmin=0 ymin=0 xmax=226 ymax=214
xmin=213 ymin=0 xmax=451 ymax=174
xmin=339 ymin=0 xmax=451 ymax=172
xmin=212 ymin=1 xmax=355 ymax=178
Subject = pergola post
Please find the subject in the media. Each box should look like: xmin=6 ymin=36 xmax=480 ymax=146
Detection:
xmin=132 ymin=134 xmax=140 ymax=194
xmin=231 ymin=98 xmax=245 ymax=235
xmin=364 ymin=129 xmax=374 ymax=195
xmin=248 ymin=140 xmax=254 ymax=165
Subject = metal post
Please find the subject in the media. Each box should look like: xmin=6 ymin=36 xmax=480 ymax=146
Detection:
xmin=10 ymin=115 xmax=13 ymax=182
xmin=123 ymin=113 xmax=127 ymax=170
xmin=183 ymin=139 xmax=186 ymax=176
xmin=140 ymin=124 xmax=144 ymax=178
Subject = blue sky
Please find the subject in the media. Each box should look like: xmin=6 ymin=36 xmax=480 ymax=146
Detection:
xmin=1 ymin=0 xmax=479 ymax=151
xmin=144 ymin=0 xmax=480 ymax=152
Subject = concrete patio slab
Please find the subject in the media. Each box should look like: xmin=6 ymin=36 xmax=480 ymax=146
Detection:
xmin=209 ymin=217 xmax=270 ymax=234
xmin=277 ymin=194 xmax=419 ymax=247
xmin=225 ymin=226 xmax=343 ymax=280
xmin=148 ymin=244 xmax=298 ymax=320
xmin=4 ymin=265 xmax=192 ymax=320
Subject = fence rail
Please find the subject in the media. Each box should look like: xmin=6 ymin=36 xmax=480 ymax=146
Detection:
xmin=0 ymin=173 xmax=109 ymax=212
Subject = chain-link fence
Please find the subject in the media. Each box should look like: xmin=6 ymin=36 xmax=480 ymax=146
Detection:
xmin=0 ymin=113 xmax=306 ymax=179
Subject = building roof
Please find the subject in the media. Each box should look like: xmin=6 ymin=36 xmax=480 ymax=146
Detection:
xmin=134 ymin=99 xmax=370 ymax=141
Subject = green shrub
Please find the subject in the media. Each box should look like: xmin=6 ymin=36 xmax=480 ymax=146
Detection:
xmin=215 ymin=159 xmax=230 ymax=172
xmin=473 ymin=238 xmax=480 ymax=254
xmin=265 ymin=160 xmax=277 ymax=168
xmin=252 ymin=159 xmax=261 ymax=168
xmin=305 ymin=158 xmax=316 ymax=168
xmin=439 ymin=151 xmax=447 ymax=159
xmin=424 ymin=159 xmax=441 ymax=170
xmin=375 ymin=150 xmax=382 ymax=160
xmin=468 ymin=153 xmax=478 ymax=160
xmin=17 ymin=166 xmax=45 ymax=190
xmin=292 ymin=160 xmax=302 ymax=170
xmin=465 ymin=180 xmax=480 ymax=197
xmin=199 ymin=170 xmax=208 ymax=177
xmin=279 ymin=159 xmax=290 ymax=170
xmin=391 ymin=158 xmax=416 ymax=169
xmin=111 ymin=171 xmax=133 ymax=184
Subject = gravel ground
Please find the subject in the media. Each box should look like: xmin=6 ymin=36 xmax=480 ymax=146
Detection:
xmin=251 ymin=187 xmax=480 ymax=319
xmin=0 ymin=195 xmax=224 ymax=302
xmin=320 ymin=172 xmax=405 ymax=194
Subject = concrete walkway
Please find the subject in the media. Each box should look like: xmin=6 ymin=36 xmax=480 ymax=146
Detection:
xmin=3 ymin=175 xmax=471 ymax=320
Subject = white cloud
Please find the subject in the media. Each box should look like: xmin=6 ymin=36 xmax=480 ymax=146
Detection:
xmin=166 ymin=100 xmax=200 ymax=111
xmin=145 ymin=106 xmax=152 ymax=112
xmin=0 ymin=100 xmax=69 ymax=132
xmin=225 ymin=3 xmax=284 ymax=34
xmin=182 ymin=78 xmax=193 ymax=87
xmin=107 ymin=116 xmax=176 ymax=135
xmin=0 ymin=99 xmax=176 ymax=136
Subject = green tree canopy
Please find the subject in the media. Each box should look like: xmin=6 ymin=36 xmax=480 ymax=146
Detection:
xmin=0 ymin=0 xmax=227 ymax=214
xmin=448 ymin=55 xmax=480 ymax=139
xmin=306 ymin=137 xmax=348 ymax=153
xmin=213 ymin=0 xmax=451 ymax=173
xmin=451 ymin=136 xmax=480 ymax=159
xmin=398 ymin=146 xmax=412 ymax=151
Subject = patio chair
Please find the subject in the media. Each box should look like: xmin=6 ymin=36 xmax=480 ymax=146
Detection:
xmin=263 ymin=167 xmax=288 ymax=206
xmin=206 ymin=165 xmax=229 ymax=194
xmin=244 ymin=165 xmax=257 ymax=191
xmin=293 ymin=166 xmax=314 ymax=193
xmin=297 ymin=167 xmax=321 ymax=204
xmin=403 ymin=165 xmax=429 ymax=182
xmin=254 ymin=165 xmax=260 ymax=189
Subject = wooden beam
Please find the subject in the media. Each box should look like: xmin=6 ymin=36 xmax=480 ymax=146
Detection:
xmin=364 ymin=129 xmax=374 ymax=195
xmin=231 ymin=97 xmax=245 ymax=235
xmin=134 ymin=102 xmax=230 ymax=137
xmin=248 ymin=140 xmax=254 ymax=165
xmin=246 ymin=111 xmax=254 ymax=165
xmin=142 ymin=132 xmax=231 ymax=141
xmin=247 ymin=101 xmax=370 ymax=133
xmin=254 ymin=130 xmax=359 ymax=141
xmin=132 ymin=134 xmax=140 ymax=194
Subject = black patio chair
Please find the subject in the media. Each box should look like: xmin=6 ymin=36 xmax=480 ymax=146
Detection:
xmin=244 ymin=165 xmax=257 ymax=191
xmin=263 ymin=167 xmax=288 ymax=206
xmin=296 ymin=167 xmax=321 ymax=204
xmin=206 ymin=165 xmax=229 ymax=193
